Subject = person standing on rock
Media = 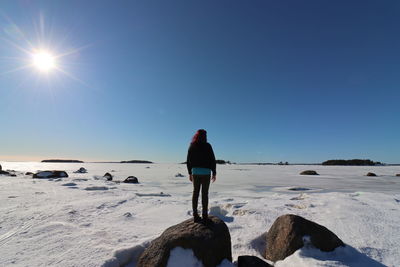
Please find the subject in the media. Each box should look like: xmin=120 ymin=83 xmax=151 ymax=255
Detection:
xmin=187 ymin=129 xmax=217 ymax=222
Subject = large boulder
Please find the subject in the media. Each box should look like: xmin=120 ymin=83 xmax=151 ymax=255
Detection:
xmin=123 ymin=176 xmax=139 ymax=184
xmin=366 ymin=172 xmax=377 ymax=177
xmin=300 ymin=170 xmax=319 ymax=175
xmin=104 ymin=172 xmax=113 ymax=181
xmin=137 ymin=215 xmax=232 ymax=267
xmin=238 ymin=255 xmax=272 ymax=267
xmin=33 ymin=171 xmax=68 ymax=179
xmin=265 ymin=214 xmax=344 ymax=262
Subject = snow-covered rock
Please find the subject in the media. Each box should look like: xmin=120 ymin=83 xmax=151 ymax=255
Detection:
xmin=138 ymin=215 xmax=232 ymax=267
xmin=33 ymin=170 xmax=68 ymax=178
xmin=74 ymin=167 xmax=87 ymax=173
xmin=265 ymin=214 xmax=344 ymax=262
xmin=123 ymin=176 xmax=139 ymax=183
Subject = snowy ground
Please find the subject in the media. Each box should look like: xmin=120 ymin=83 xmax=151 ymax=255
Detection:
xmin=1 ymin=162 xmax=399 ymax=267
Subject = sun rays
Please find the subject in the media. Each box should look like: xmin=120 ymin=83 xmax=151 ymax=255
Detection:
xmin=0 ymin=12 xmax=89 ymax=85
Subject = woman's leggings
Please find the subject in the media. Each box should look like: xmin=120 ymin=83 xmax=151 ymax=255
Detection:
xmin=192 ymin=174 xmax=211 ymax=215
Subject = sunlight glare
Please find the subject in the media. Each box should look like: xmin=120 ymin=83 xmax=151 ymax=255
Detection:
xmin=32 ymin=50 xmax=56 ymax=72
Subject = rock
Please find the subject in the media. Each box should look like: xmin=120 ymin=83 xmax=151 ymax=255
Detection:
xmin=175 ymin=173 xmax=185 ymax=177
xmin=123 ymin=176 xmax=139 ymax=184
xmin=366 ymin=172 xmax=377 ymax=177
xmin=288 ymin=187 xmax=311 ymax=191
xmin=124 ymin=212 xmax=133 ymax=217
xmin=264 ymin=214 xmax=344 ymax=262
xmin=0 ymin=170 xmax=10 ymax=175
xmin=25 ymin=172 xmax=34 ymax=176
xmin=1 ymin=171 xmax=17 ymax=177
xmin=33 ymin=171 xmax=69 ymax=179
xmin=238 ymin=255 xmax=272 ymax=267
xmin=0 ymin=165 xmax=15 ymax=176
xmin=104 ymin=172 xmax=113 ymax=181
xmin=396 ymin=174 xmax=400 ymax=177
xmin=74 ymin=167 xmax=87 ymax=173
xmin=138 ymin=215 xmax=232 ymax=267
xmin=300 ymin=170 xmax=319 ymax=175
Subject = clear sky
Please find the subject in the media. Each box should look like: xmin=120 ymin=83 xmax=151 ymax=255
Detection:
xmin=0 ymin=0 xmax=399 ymax=163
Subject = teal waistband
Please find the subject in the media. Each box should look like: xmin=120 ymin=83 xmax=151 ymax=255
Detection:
xmin=192 ymin=167 xmax=211 ymax=175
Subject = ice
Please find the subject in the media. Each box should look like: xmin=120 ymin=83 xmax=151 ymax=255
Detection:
xmin=0 ymin=162 xmax=399 ymax=266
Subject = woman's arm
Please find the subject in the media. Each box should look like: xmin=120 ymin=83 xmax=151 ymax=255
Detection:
xmin=208 ymin=143 xmax=216 ymax=176
xmin=186 ymin=146 xmax=192 ymax=175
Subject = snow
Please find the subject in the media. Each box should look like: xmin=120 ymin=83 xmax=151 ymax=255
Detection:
xmin=166 ymin=247 xmax=234 ymax=267
xmin=0 ymin=162 xmax=399 ymax=266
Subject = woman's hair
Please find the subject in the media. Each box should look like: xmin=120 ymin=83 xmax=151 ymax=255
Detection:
xmin=191 ymin=129 xmax=207 ymax=144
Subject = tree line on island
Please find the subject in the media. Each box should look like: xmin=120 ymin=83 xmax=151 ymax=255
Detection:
xmin=321 ymin=159 xmax=382 ymax=166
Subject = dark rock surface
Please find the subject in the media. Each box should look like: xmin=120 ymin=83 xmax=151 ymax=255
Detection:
xmin=124 ymin=176 xmax=139 ymax=184
xmin=33 ymin=171 xmax=68 ymax=178
xmin=175 ymin=173 xmax=185 ymax=177
xmin=0 ymin=164 xmax=14 ymax=176
xmin=300 ymin=170 xmax=319 ymax=175
xmin=238 ymin=255 xmax=272 ymax=267
xmin=137 ymin=215 xmax=232 ymax=267
xmin=396 ymin=174 xmax=400 ymax=177
xmin=1 ymin=170 xmax=17 ymax=177
xmin=25 ymin=172 xmax=34 ymax=176
xmin=74 ymin=167 xmax=87 ymax=173
xmin=366 ymin=172 xmax=377 ymax=177
xmin=104 ymin=172 xmax=113 ymax=181
xmin=265 ymin=214 xmax=344 ymax=262
xmin=288 ymin=187 xmax=311 ymax=191
xmin=0 ymin=170 xmax=11 ymax=175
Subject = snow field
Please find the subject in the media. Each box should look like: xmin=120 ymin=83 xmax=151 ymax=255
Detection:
xmin=0 ymin=163 xmax=399 ymax=266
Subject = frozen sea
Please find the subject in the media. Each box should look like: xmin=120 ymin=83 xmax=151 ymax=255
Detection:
xmin=1 ymin=162 xmax=399 ymax=266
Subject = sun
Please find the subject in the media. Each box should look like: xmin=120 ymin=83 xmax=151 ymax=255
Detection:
xmin=32 ymin=50 xmax=56 ymax=72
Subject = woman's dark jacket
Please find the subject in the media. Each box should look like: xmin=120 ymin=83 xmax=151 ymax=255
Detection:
xmin=186 ymin=142 xmax=216 ymax=175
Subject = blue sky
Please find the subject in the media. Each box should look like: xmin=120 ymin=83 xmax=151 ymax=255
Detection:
xmin=0 ymin=0 xmax=399 ymax=163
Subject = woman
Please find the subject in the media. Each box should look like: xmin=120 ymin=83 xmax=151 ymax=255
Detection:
xmin=186 ymin=129 xmax=216 ymax=222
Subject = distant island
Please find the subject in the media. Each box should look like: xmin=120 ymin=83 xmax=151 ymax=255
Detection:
xmin=41 ymin=159 xmax=84 ymax=163
xmin=322 ymin=159 xmax=383 ymax=166
xmin=215 ymin=159 xmax=233 ymax=164
xmin=120 ymin=160 xmax=153 ymax=164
